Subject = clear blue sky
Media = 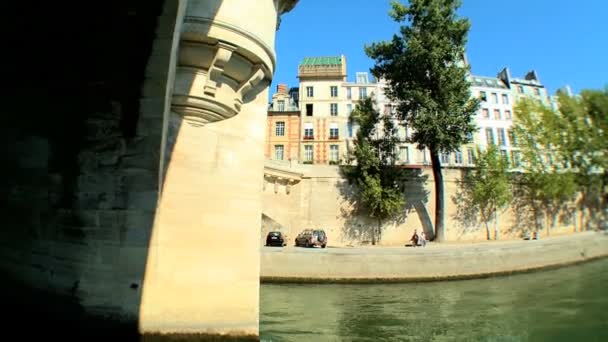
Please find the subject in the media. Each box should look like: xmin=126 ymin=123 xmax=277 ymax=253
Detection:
xmin=270 ymin=0 xmax=608 ymax=99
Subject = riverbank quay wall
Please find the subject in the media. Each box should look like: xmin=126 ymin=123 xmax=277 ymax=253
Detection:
xmin=261 ymin=231 xmax=608 ymax=282
xmin=0 ymin=0 xmax=299 ymax=340
xmin=262 ymin=161 xmax=596 ymax=247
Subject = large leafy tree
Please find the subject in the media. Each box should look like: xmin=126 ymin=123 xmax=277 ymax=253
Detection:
xmin=513 ymin=98 xmax=578 ymax=236
xmin=553 ymin=88 xmax=608 ymax=229
xmin=461 ymin=145 xmax=512 ymax=240
xmin=365 ymin=0 xmax=479 ymax=241
xmin=344 ymin=97 xmax=405 ymax=245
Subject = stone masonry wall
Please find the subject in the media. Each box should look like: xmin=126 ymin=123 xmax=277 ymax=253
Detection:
xmin=262 ymin=165 xmax=586 ymax=246
xmin=0 ymin=1 xmax=174 ymax=336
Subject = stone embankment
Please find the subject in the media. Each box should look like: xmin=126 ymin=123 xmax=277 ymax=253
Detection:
xmin=260 ymin=231 xmax=608 ymax=283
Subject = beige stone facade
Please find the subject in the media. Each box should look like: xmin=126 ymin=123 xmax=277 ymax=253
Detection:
xmin=140 ymin=0 xmax=299 ymax=338
xmin=265 ymin=84 xmax=301 ymax=161
xmin=262 ymin=162 xmax=585 ymax=247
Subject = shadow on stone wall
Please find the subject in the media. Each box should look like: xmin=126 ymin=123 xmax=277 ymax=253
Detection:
xmin=337 ymin=168 xmax=430 ymax=245
xmin=451 ymin=169 xmax=482 ymax=238
xmin=0 ymin=1 xmax=190 ymax=339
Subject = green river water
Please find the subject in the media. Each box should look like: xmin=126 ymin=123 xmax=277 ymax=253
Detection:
xmin=260 ymin=258 xmax=608 ymax=341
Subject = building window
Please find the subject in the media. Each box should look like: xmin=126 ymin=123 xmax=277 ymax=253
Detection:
xmin=306 ymin=86 xmax=314 ymax=97
xmin=330 ymin=145 xmax=339 ymax=162
xmin=480 ymin=91 xmax=487 ymax=102
xmin=304 ymin=145 xmax=313 ymax=162
xmin=467 ymin=148 xmax=475 ymax=165
xmin=505 ymin=110 xmax=512 ymax=119
xmin=485 ymin=128 xmax=495 ymax=145
xmin=274 ymin=145 xmax=284 ymax=160
xmin=304 ymin=122 xmax=314 ymax=140
xmin=508 ymin=129 xmax=517 ymax=146
xmin=500 ymin=150 xmax=508 ymax=161
xmin=347 ymin=122 xmax=353 ymax=138
xmin=454 ymin=150 xmax=463 ymax=164
xmin=518 ymin=85 xmax=524 ymax=94
xmin=357 ymin=72 xmax=369 ymax=84
xmin=535 ymin=88 xmax=541 ymax=96
xmin=359 ymin=87 xmax=367 ymax=99
xmin=347 ymin=103 xmax=353 ymax=115
xmin=491 ymin=93 xmax=498 ymax=104
xmin=277 ymin=100 xmax=285 ymax=112
xmin=494 ymin=109 xmax=501 ymax=120
xmin=275 ymin=121 xmax=285 ymax=136
xmin=306 ymin=103 xmax=313 ymax=116
xmin=502 ymin=94 xmax=509 ymax=105
xmin=329 ymin=122 xmax=339 ymax=139
xmin=421 ymin=148 xmax=429 ymax=164
xmin=482 ymin=108 xmax=489 ymax=118
xmin=497 ymin=128 xmax=506 ymax=146
xmin=330 ymin=103 xmax=338 ymax=116
xmin=399 ymin=146 xmax=409 ymax=163
xmin=511 ymin=151 xmax=521 ymax=167
xmin=466 ymin=131 xmax=474 ymax=142
xmin=330 ymin=86 xmax=338 ymax=97
xmin=440 ymin=152 xmax=450 ymax=165
xmin=346 ymin=87 xmax=352 ymax=99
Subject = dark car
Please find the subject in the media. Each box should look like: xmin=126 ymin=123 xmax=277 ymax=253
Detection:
xmin=265 ymin=231 xmax=287 ymax=247
xmin=294 ymin=229 xmax=327 ymax=248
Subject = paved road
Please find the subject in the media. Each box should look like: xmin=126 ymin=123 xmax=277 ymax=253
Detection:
xmin=261 ymin=231 xmax=606 ymax=256
xmin=260 ymin=231 xmax=608 ymax=281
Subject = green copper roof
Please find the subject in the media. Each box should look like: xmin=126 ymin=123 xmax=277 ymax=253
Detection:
xmin=300 ymin=56 xmax=342 ymax=66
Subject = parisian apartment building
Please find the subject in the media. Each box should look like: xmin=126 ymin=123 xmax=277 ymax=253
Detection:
xmin=265 ymin=54 xmax=563 ymax=169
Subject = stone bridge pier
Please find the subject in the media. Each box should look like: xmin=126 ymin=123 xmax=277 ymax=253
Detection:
xmin=0 ymin=0 xmax=297 ymax=340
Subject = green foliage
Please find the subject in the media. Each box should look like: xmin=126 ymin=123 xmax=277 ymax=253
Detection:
xmin=461 ymin=145 xmax=512 ymax=239
xmin=555 ymin=89 xmax=608 ymax=210
xmin=364 ymin=0 xmax=479 ymax=241
xmin=343 ymin=97 xmax=405 ymax=244
xmin=365 ymin=0 xmax=479 ymax=153
xmin=513 ymin=97 xmax=584 ymax=234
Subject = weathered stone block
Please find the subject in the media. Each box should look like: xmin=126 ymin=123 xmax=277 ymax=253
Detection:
xmin=139 ymin=98 xmax=165 ymax=118
xmin=16 ymin=136 xmax=49 ymax=168
xmin=127 ymin=191 xmax=158 ymax=211
xmin=122 ymin=226 xmax=152 ymax=247
xmin=124 ymin=210 xmax=155 ymax=230
xmin=145 ymin=54 xmax=171 ymax=79
xmin=74 ymin=192 xmax=105 ymax=210
xmin=135 ymin=117 xmax=164 ymax=137
xmin=142 ymin=79 xmax=167 ymax=98
xmin=78 ymin=150 xmax=101 ymax=173
xmin=122 ymin=170 xmax=157 ymax=192
xmin=120 ymin=153 xmax=158 ymax=171
xmin=96 ymin=244 xmax=121 ymax=266
xmin=98 ymin=210 xmax=127 ymax=229
xmin=83 ymin=118 xmax=122 ymax=142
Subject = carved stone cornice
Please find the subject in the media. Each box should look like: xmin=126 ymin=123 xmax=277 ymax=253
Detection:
xmin=276 ymin=0 xmax=299 ymax=14
xmin=172 ymin=0 xmax=290 ymax=126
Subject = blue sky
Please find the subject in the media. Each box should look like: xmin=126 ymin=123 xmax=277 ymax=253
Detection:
xmin=270 ymin=0 xmax=607 ymax=98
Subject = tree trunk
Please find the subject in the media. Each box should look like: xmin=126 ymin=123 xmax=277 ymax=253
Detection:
xmin=377 ymin=218 xmax=382 ymax=245
xmin=481 ymin=212 xmax=490 ymax=241
xmin=484 ymin=223 xmax=491 ymax=241
xmin=494 ymin=207 xmax=499 ymax=240
xmin=545 ymin=209 xmax=551 ymax=237
xmin=430 ymin=149 xmax=445 ymax=242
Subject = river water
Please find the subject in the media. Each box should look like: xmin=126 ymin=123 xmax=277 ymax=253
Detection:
xmin=260 ymin=258 xmax=608 ymax=341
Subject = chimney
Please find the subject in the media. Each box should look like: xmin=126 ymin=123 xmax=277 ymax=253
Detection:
xmin=277 ymin=83 xmax=288 ymax=94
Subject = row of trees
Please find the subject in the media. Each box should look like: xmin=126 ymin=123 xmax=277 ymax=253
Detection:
xmin=461 ymin=89 xmax=607 ymax=240
xmin=345 ymin=0 xmax=606 ymax=243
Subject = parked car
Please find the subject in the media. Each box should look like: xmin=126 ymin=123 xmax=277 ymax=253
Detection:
xmin=265 ymin=231 xmax=287 ymax=247
xmin=294 ymin=229 xmax=327 ymax=248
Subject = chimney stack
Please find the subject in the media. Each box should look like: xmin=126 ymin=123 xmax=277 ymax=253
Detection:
xmin=277 ymin=83 xmax=288 ymax=94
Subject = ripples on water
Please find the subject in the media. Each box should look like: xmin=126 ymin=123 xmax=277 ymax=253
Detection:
xmin=260 ymin=259 xmax=608 ymax=341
